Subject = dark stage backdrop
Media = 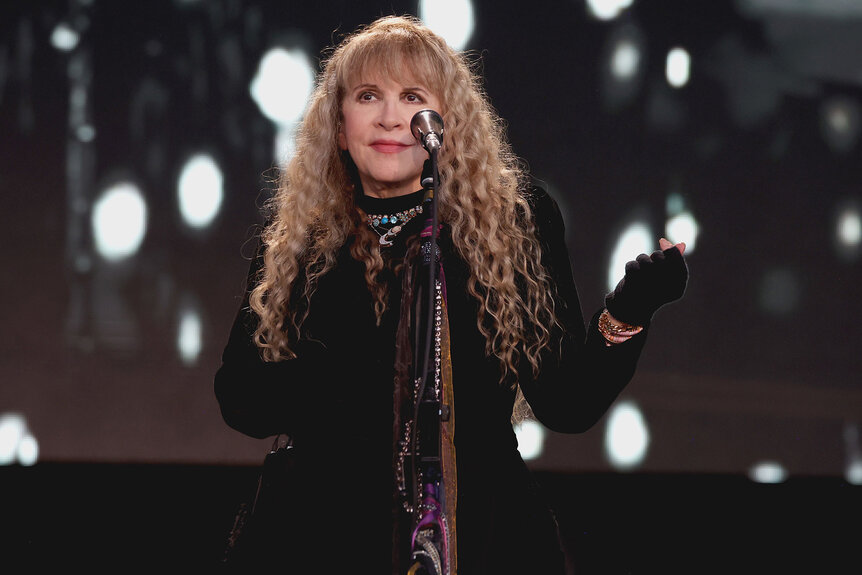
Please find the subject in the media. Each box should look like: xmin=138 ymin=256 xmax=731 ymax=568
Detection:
xmin=1 ymin=0 xmax=861 ymax=482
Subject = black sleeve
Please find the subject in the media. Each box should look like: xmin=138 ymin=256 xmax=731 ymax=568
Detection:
xmin=213 ymin=238 xmax=329 ymax=439
xmin=516 ymin=187 xmax=649 ymax=433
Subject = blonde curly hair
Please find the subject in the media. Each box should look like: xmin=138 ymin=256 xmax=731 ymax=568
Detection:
xmin=250 ymin=15 xmax=559 ymax=396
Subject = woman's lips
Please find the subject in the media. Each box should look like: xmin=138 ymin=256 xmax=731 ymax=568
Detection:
xmin=370 ymin=140 xmax=412 ymax=153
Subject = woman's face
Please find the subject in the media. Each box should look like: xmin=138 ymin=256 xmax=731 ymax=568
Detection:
xmin=339 ymin=74 xmax=442 ymax=198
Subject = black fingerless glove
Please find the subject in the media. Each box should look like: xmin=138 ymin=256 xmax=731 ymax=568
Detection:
xmin=604 ymin=245 xmax=689 ymax=326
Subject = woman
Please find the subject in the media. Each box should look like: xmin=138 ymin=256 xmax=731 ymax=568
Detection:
xmin=215 ymin=15 xmax=687 ymax=574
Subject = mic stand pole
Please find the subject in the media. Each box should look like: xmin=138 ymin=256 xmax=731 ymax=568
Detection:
xmin=408 ymin=148 xmax=449 ymax=575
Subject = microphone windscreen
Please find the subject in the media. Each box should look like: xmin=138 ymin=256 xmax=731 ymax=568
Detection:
xmin=411 ymin=109 xmax=444 ymax=150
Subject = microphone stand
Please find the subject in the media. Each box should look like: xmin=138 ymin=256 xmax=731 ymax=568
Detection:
xmin=408 ymin=146 xmax=448 ymax=575
xmin=415 ymin=146 xmax=440 ymax=432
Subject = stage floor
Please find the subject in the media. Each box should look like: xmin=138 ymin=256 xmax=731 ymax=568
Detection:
xmin=2 ymin=463 xmax=858 ymax=573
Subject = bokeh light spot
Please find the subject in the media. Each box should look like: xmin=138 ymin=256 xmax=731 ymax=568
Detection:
xmin=665 ymin=211 xmax=699 ymax=253
xmin=0 ymin=413 xmax=37 ymax=466
xmin=419 ymin=0 xmax=475 ymax=50
xmin=51 ymin=22 xmax=79 ymax=52
xmin=514 ymin=419 xmax=546 ymax=461
xmin=666 ymin=47 xmax=691 ymax=88
xmin=178 ymin=153 xmax=224 ymax=229
xmin=177 ymin=308 xmax=203 ymax=366
xmin=250 ymin=47 xmax=315 ymax=126
xmin=608 ymin=222 xmax=653 ymax=291
xmin=586 ymin=0 xmax=635 ymax=21
xmin=604 ymin=400 xmax=650 ymax=471
xmin=92 ymin=182 xmax=148 ymax=261
xmin=749 ymin=460 xmax=787 ymax=483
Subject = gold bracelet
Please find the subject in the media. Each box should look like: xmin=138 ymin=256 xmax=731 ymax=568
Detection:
xmin=598 ymin=309 xmax=642 ymax=345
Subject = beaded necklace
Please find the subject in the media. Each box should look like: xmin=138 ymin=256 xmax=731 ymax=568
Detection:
xmin=365 ymin=203 xmax=424 ymax=247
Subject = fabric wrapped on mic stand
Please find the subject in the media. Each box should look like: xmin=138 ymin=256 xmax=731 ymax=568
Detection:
xmin=391 ymin=154 xmax=457 ymax=574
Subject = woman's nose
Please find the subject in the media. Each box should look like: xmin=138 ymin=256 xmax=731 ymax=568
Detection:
xmin=377 ymin=100 xmax=403 ymax=130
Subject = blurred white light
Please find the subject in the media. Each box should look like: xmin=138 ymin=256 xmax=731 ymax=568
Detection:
xmin=419 ymin=0 xmax=475 ymax=50
xmin=608 ymin=222 xmax=653 ymax=291
xmin=828 ymin=104 xmax=850 ymax=132
xmin=0 ymin=413 xmax=31 ymax=466
xmin=0 ymin=414 xmax=25 ymax=465
xmin=51 ymin=22 xmax=79 ymax=52
xmin=844 ymin=423 xmax=862 ymax=484
xmin=178 ymin=153 xmax=223 ymax=229
xmin=250 ymin=47 xmax=315 ymax=126
xmin=837 ymin=208 xmax=861 ymax=246
xmin=665 ymin=211 xmax=699 ymax=253
xmin=749 ymin=460 xmax=788 ymax=483
xmin=846 ymin=460 xmax=862 ymax=485
xmin=92 ymin=182 xmax=148 ymax=261
xmin=610 ymin=39 xmax=641 ymax=80
xmin=600 ymin=24 xmax=647 ymax=113
xmin=820 ymin=96 xmax=860 ymax=153
xmin=666 ymin=192 xmax=685 ymax=216
xmin=177 ymin=308 xmax=203 ymax=366
xmin=604 ymin=400 xmax=649 ymax=470
xmin=17 ymin=435 xmax=39 ymax=466
xmin=586 ymin=0 xmax=634 ymax=20
xmin=834 ymin=201 xmax=862 ymax=261
xmin=76 ymin=124 xmax=96 ymax=142
xmin=666 ymin=47 xmax=691 ymax=88
xmin=514 ymin=419 xmax=546 ymax=461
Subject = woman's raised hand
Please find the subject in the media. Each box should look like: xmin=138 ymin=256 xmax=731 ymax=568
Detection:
xmin=604 ymin=237 xmax=689 ymax=326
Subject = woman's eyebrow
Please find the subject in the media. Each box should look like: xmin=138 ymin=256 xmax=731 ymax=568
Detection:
xmin=349 ymin=81 xmax=428 ymax=92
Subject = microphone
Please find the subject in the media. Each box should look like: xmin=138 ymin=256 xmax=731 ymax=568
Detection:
xmin=411 ymin=109 xmax=444 ymax=154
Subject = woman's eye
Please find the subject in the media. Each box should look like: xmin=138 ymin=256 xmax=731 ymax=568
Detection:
xmin=404 ymin=93 xmax=423 ymax=103
xmin=359 ymin=92 xmax=376 ymax=101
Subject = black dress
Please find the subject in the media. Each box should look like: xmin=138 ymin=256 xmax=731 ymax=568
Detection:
xmin=214 ymin=187 xmax=649 ymax=574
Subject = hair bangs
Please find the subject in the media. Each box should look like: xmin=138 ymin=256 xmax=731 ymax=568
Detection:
xmin=336 ymin=26 xmax=447 ymax=100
